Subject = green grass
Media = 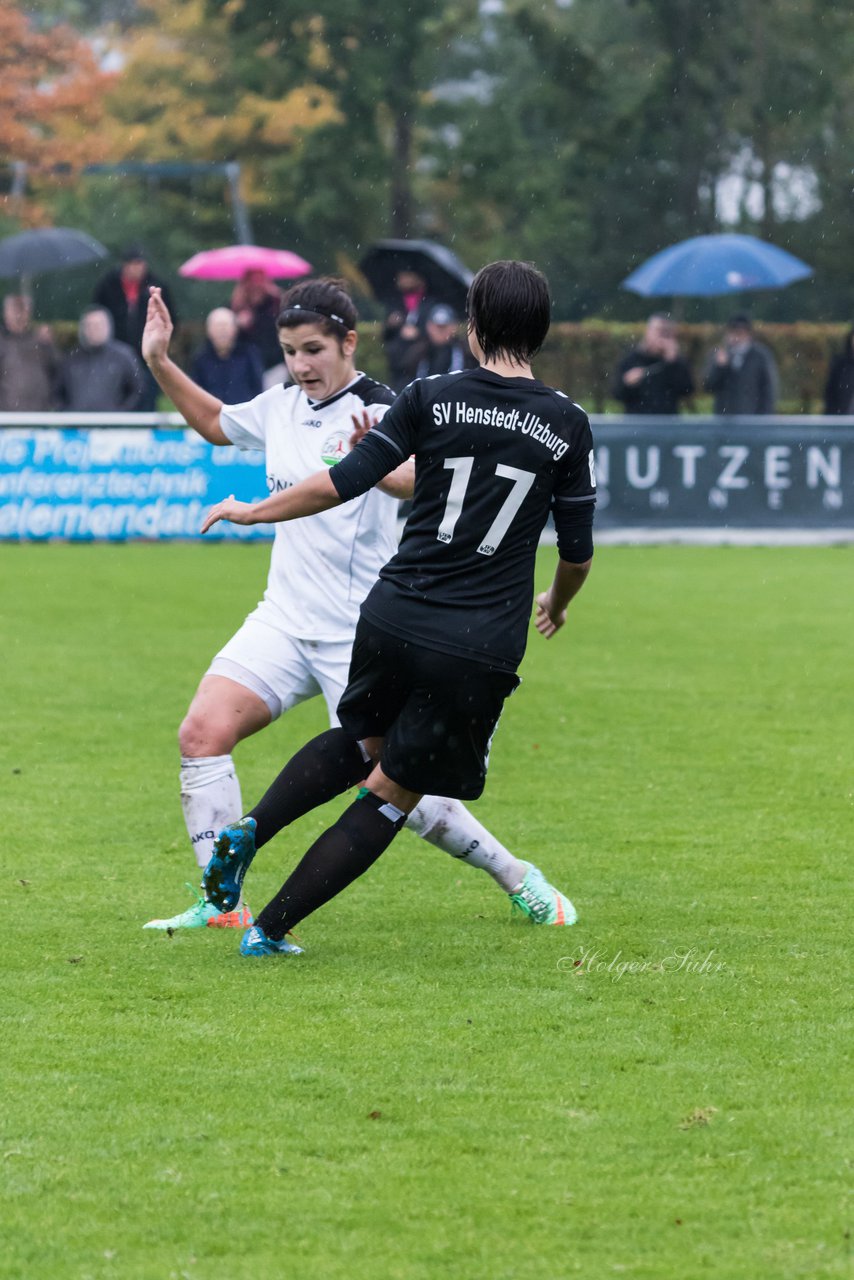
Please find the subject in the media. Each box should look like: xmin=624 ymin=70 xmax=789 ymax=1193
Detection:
xmin=2 ymin=543 xmax=852 ymax=1280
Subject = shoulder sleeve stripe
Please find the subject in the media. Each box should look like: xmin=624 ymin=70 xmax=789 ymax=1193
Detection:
xmin=367 ymin=428 xmax=406 ymax=459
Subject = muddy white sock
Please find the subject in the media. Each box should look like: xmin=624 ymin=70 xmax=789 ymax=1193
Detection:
xmin=180 ymin=754 xmax=243 ymax=873
xmin=406 ymin=796 xmax=528 ymax=893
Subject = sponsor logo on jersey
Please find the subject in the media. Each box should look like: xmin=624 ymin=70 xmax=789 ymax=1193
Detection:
xmin=301 ymin=418 xmax=323 ymax=429
xmin=321 ymin=432 xmax=350 ymax=467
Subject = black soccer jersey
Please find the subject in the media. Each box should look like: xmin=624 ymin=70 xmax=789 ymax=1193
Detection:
xmin=329 ymin=367 xmax=596 ymax=671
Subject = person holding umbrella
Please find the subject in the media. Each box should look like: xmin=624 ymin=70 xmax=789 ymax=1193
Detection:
xmin=178 ymin=245 xmax=313 ymax=390
xmin=360 ymin=240 xmax=474 ymax=392
xmin=229 ymin=268 xmax=284 ymax=384
xmin=703 ymin=314 xmax=779 ymax=415
xmin=381 ymin=267 xmax=434 ymax=391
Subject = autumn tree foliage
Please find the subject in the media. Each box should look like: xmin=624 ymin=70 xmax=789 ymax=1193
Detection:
xmin=0 ymin=4 xmax=114 ymax=222
xmin=100 ymin=0 xmax=339 ymax=208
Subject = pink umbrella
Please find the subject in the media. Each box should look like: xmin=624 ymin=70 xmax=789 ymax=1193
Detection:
xmin=179 ymin=244 xmax=312 ymax=281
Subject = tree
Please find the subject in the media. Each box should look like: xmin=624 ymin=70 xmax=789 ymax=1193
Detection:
xmin=0 ymin=3 xmax=114 ymax=226
xmin=207 ymin=0 xmax=482 ymax=254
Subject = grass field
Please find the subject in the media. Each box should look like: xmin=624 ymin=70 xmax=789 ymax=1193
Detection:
xmin=2 ymin=542 xmax=851 ymax=1280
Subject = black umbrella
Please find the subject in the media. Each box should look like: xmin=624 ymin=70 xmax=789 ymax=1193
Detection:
xmin=359 ymin=239 xmax=474 ymax=312
xmin=0 ymin=227 xmax=109 ymax=279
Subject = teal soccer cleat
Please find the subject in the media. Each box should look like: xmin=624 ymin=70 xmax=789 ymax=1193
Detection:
xmin=143 ymin=883 xmax=252 ymax=930
xmin=240 ymin=925 xmax=304 ymax=958
xmin=509 ymin=863 xmax=578 ymax=926
xmin=203 ymin=817 xmax=258 ymax=913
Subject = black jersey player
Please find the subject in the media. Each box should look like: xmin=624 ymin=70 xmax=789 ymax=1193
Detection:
xmin=200 ymin=260 xmax=596 ymax=956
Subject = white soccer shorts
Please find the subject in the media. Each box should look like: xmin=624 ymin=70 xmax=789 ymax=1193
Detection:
xmin=207 ymin=611 xmax=353 ymax=726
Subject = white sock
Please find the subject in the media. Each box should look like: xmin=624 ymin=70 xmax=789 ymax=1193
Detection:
xmin=406 ymin=796 xmax=528 ymax=893
xmin=179 ymin=754 xmax=243 ymax=873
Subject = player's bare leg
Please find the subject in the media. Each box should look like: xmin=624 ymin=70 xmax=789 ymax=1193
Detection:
xmin=142 ymin=675 xmax=269 ymax=930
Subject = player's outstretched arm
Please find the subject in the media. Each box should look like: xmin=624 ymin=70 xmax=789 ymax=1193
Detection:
xmin=350 ymin=410 xmax=415 ymax=499
xmin=142 ymin=287 xmax=230 ymax=445
xmin=535 ymin=557 xmax=592 ymax=639
xmin=201 ymin=468 xmax=342 ymax=533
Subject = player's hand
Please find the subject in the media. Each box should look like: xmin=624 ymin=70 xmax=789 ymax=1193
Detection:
xmin=350 ymin=409 xmax=379 ymax=450
xmin=534 ymin=590 xmax=566 ymax=639
xmin=623 ymin=366 xmax=646 ymax=386
xmin=200 ymin=495 xmax=257 ymax=533
xmin=141 ymin=287 xmax=173 ymax=366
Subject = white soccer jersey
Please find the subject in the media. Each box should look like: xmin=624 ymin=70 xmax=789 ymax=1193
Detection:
xmin=220 ymin=374 xmax=399 ymax=642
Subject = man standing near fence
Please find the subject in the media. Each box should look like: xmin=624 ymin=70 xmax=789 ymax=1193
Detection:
xmin=612 ymin=313 xmax=694 ymax=414
xmin=703 ymin=314 xmax=779 ymax=414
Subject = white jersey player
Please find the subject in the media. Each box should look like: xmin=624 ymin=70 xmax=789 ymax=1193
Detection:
xmin=140 ymin=277 xmax=576 ymax=930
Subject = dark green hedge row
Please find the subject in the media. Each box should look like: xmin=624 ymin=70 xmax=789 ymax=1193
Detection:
xmin=50 ymin=319 xmax=851 ymax=414
xmin=353 ymin=322 xmax=852 ymax=415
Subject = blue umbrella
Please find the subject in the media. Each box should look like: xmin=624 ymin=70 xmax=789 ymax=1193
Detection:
xmin=621 ymin=233 xmax=812 ymax=297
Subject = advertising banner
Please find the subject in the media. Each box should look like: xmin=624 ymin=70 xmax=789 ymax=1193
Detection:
xmin=0 ymin=418 xmax=270 ymax=541
xmin=590 ymin=416 xmax=853 ymax=537
xmin=0 ymin=414 xmax=852 ymax=542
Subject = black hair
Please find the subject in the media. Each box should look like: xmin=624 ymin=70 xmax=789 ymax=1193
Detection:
xmin=277 ymin=277 xmax=358 ymax=346
xmin=726 ymin=312 xmax=753 ymax=331
xmin=466 ymin=260 xmax=551 ymax=365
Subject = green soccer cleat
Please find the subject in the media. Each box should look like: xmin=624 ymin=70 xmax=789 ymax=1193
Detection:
xmin=509 ymin=863 xmax=578 ymax=926
xmin=143 ymin=883 xmax=252 ymax=930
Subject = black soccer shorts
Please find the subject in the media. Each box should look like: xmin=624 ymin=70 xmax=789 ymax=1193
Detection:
xmin=336 ymin=618 xmax=520 ymax=800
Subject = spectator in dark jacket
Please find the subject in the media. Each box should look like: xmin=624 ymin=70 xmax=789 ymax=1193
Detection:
xmin=612 ymin=313 xmax=694 ymax=414
xmin=703 ymin=314 xmax=779 ymax=414
xmin=191 ymin=307 xmax=265 ymax=403
xmin=382 ymin=269 xmax=436 ymax=390
xmin=414 ymin=304 xmax=478 ymax=379
xmin=93 ymin=244 xmax=177 ymax=410
xmin=0 ymin=294 xmax=59 ymax=411
xmin=822 ymin=328 xmax=854 ymax=415
xmin=58 ymin=307 xmax=145 ymax=411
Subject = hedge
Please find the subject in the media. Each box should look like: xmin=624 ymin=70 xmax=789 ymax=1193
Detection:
xmin=48 ymin=319 xmax=851 ymax=415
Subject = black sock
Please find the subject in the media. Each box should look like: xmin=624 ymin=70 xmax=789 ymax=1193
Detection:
xmin=255 ymin=791 xmax=407 ymax=940
xmin=248 ymin=728 xmax=368 ymax=850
